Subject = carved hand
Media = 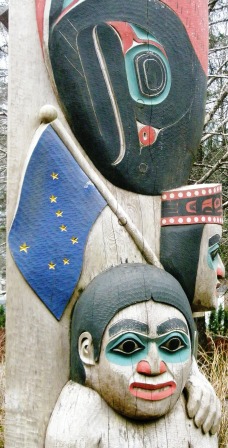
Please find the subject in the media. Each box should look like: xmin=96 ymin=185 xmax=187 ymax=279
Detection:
xmin=185 ymin=357 xmax=221 ymax=434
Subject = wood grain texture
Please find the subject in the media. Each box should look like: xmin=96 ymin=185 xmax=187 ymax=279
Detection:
xmin=45 ymin=381 xmax=218 ymax=448
xmin=6 ymin=1 xmax=74 ymax=446
xmin=6 ymin=2 xmax=161 ymax=446
xmin=6 ymin=1 xmax=216 ymax=446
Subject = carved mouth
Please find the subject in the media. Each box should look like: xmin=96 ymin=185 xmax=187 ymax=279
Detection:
xmin=129 ymin=381 xmax=176 ymax=401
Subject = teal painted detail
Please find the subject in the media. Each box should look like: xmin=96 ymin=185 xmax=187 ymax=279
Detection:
xmin=130 ymin=24 xmax=159 ymax=44
xmin=125 ymin=44 xmax=171 ymax=105
xmin=207 ymin=242 xmax=220 ymax=271
xmin=62 ymin=0 xmax=73 ymax=8
xmin=106 ymin=331 xmax=191 ymax=366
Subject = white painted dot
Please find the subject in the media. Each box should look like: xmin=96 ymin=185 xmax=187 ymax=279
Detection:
xmin=194 ymin=217 xmax=199 ymax=222
xmin=208 ymin=217 xmax=211 ymax=222
xmin=169 ymin=218 xmax=174 ymax=224
xmin=178 ymin=218 xmax=183 ymax=223
xmin=209 ymin=189 xmax=212 ymax=194
xmin=217 ymin=187 xmax=220 ymax=192
xmin=213 ymin=188 xmax=216 ymax=193
xmin=202 ymin=190 xmax=206 ymax=195
xmin=194 ymin=190 xmax=199 ymax=196
xmin=178 ymin=192 xmax=183 ymax=198
xmin=187 ymin=218 xmax=192 ymax=223
xmin=201 ymin=217 xmax=206 ymax=222
xmin=187 ymin=192 xmax=191 ymax=197
xmin=162 ymin=194 xmax=167 ymax=200
xmin=213 ymin=217 xmax=216 ymax=222
xmin=170 ymin=193 xmax=175 ymax=199
xmin=162 ymin=219 xmax=167 ymax=225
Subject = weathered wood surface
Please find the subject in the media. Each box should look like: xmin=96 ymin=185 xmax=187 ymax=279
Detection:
xmin=45 ymin=381 xmax=218 ymax=448
xmin=6 ymin=3 xmax=161 ymax=446
xmin=6 ymin=1 xmax=220 ymax=447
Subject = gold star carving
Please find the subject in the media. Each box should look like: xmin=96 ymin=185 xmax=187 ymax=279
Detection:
xmin=50 ymin=195 xmax=57 ymax=203
xmin=63 ymin=258 xmax=70 ymax=265
xmin=51 ymin=172 xmax=59 ymax=180
xmin=48 ymin=262 xmax=56 ymax=270
xmin=60 ymin=224 xmax=67 ymax=232
xmin=71 ymin=237 xmax=78 ymax=244
xmin=20 ymin=242 xmax=30 ymax=253
xmin=56 ymin=210 xmax=63 ymax=217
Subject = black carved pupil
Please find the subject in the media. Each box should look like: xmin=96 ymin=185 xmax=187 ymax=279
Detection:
xmin=145 ymin=59 xmax=162 ymax=90
xmin=122 ymin=340 xmax=137 ymax=353
xmin=168 ymin=338 xmax=181 ymax=351
xmin=134 ymin=52 xmax=167 ymax=97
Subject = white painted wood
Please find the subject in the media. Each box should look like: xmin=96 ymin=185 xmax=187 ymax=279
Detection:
xmin=45 ymin=381 xmax=218 ymax=448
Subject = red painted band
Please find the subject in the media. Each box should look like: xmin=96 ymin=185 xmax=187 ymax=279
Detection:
xmin=161 ymin=215 xmax=223 ymax=226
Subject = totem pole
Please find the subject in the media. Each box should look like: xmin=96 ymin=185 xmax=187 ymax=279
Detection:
xmin=6 ymin=0 xmax=224 ymax=447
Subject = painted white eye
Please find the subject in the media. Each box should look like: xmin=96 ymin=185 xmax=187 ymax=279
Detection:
xmin=160 ymin=337 xmax=185 ymax=352
xmin=112 ymin=339 xmax=144 ymax=355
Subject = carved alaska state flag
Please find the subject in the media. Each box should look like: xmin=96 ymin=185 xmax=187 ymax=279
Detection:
xmin=8 ymin=125 xmax=107 ymax=320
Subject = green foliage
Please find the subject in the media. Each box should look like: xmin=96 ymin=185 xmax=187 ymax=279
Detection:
xmin=208 ymin=304 xmax=228 ymax=336
xmin=0 ymin=306 xmax=5 ymax=329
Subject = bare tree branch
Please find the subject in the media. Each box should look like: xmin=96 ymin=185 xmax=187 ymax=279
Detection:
xmin=209 ymin=46 xmax=228 ymax=54
xmin=207 ymin=75 xmax=228 ymax=79
xmin=204 ymin=82 xmax=228 ymax=127
xmin=208 ymin=0 xmax=220 ymax=13
xmin=202 ymin=117 xmax=228 ymax=143
xmin=210 ymin=18 xmax=228 ymax=26
xmin=208 ymin=60 xmax=228 ymax=87
xmin=195 ymin=150 xmax=228 ymax=184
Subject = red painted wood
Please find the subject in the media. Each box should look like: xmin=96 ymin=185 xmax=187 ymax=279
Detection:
xmin=160 ymin=0 xmax=208 ymax=74
xmin=35 ymin=0 xmax=46 ymax=44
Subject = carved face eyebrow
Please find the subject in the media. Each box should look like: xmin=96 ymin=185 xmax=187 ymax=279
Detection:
xmin=209 ymin=234 xmax=220 ymax=247
xmin=109 ymin=319 xmax=149 ymax=337
xmin=157 ymin=318 xmax=188 ymax=335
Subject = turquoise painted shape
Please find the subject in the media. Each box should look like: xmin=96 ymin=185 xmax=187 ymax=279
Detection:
xmin=106 ymin=331 xmax=191 ymax=366
xmin=62 ymin=0 xmax=73 ymax=9
xmin=207 ymin=242 xmax=220 ymax=271
xmin=125 ymin=44 xmax=171 ymax=105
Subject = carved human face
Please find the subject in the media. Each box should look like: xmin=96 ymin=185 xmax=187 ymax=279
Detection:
xmin=84 ymin=301 xmax=192 ymax=419
xmin=193 ymin=224 xmax=225 ymax=310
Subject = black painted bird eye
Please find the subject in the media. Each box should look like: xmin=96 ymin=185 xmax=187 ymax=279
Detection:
xmin=112 ymin=338 xmax=144 ymax=355
xmin=134 ymin=52 xmax=167 ymax=98
xmin=160 ymin=337 xmax=185 ymax=352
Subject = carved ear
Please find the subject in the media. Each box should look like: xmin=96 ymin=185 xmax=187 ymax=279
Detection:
xmin=78 ymin=332 xmax=95 ymax=366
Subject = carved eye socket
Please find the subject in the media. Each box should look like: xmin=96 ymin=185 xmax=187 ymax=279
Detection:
xmin=210 ymin=248 xmax=219 ymax=260
xmin=134 ymin=52 xmax=168 ymax=98
xmin=112 ymin=338 xmax=144 ymax=355
xmin=160 ymin=337 xmax=185 ymax=352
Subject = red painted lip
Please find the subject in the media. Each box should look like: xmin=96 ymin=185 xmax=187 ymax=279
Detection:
xmin=129 ymin=381 xmax=176 ymax=401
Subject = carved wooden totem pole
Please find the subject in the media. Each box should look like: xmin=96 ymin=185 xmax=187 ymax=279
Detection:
xmin=6 ymin=0 xmax=224 ymax=447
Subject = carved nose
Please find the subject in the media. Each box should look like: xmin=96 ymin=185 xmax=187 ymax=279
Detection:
xmin=217 ymin=255 xmax=225 ymax=278
xmin=136 ymin=360 xmax=167 ymax=375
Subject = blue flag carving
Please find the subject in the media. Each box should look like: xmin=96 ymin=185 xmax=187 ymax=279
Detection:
xmin=9 ymin=125 xmax=107 ymax=319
